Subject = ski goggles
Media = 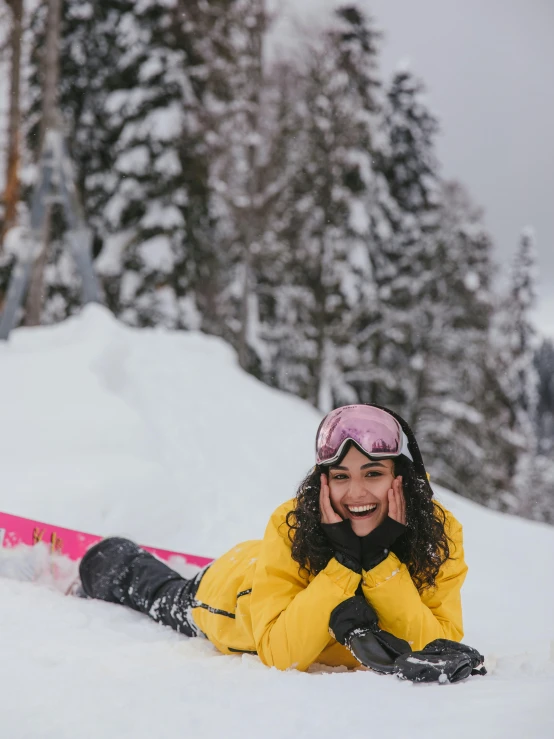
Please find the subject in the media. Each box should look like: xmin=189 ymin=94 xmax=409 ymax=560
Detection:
xmin=315 ymin=405 xmax=413 ymax=466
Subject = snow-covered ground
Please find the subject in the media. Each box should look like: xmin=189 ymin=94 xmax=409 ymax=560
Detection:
xmin=0 ymin=306 xmax=553 ymax=739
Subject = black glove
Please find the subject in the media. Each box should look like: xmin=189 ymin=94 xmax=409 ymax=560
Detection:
xmin=321 ymin=520 xmax=362 ymax=573
xmin=329 ymin=596 xmax=411 ymax=673
xmin=394 ymin=639 xmax=487 ymax=683
xmin=349 ymin=630 xmax=411 ymax=674
xmin=360 ymin=517 xmax=406 ymax=571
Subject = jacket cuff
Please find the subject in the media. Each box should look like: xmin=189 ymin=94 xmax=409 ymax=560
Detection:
xmin=335 ymin=551 xmax=362 ymax=574
xmin=362 ymin=551 xmax=403 ymax=587
xmin=322 ymin=556 xmax=362 ymax=595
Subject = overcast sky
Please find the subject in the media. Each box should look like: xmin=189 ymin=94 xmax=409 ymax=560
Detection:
xmin=273 ymin=0 xmax=554 ymax=339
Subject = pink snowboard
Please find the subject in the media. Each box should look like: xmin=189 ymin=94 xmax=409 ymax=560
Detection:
xmin=0 ymin=510 xmax=213 ymax=568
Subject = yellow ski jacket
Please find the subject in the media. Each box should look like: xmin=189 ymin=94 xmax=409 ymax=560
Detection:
xmin=192 ymin=498 xmax=467 ymax=671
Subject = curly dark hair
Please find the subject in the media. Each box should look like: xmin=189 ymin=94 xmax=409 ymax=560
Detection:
xmin=285 ymin=446 xmax=451 ymax=591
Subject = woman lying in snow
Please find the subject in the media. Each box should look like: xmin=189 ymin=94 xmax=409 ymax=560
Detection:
xmin=80 ymin=404 xmax=480 ymax=679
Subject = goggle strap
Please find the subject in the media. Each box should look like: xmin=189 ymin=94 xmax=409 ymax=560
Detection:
xmin=400 ymin=432 xmax=414 ymax=462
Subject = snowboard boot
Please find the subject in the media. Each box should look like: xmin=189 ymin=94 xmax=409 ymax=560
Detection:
xmin=79 ymin=537 xmax=183 ymax=612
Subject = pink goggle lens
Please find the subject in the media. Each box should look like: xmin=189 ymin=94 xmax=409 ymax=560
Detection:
xmin=316 ymin=405 xmax=404 ymax=465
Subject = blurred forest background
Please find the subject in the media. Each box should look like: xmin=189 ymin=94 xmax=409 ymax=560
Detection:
xmin=0 ymin=0 xmax=552 ymax=522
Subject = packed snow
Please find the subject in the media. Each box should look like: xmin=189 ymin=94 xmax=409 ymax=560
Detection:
xmin=0 ymin=306 xmax=553 ymax=739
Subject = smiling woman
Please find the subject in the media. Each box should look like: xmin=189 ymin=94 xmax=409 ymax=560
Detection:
xmin=78 ymin=404 xmax=469 ymax=676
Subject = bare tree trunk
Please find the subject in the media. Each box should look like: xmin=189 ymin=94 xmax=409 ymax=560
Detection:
xmin=237 ymin=252 xmax=251 ymax=370
xmin=237 ymin=2 xmax=265 ymax=370
xmin=24 ymin=0 xmax=61 ymax=326
xmin=1 ymin=0 xmax=23 ymax=248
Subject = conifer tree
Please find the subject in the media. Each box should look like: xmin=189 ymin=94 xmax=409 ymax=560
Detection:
xmin=100 ymin=0 xmax=275 ymax=335
xmin=258 ymin=5 xmax=382 ymax=409
xmin=368 ymin=66 xmax=441 ymax=419
xmin=24 ymin=0 xmax=237 ymax=331
xmin=24 ymin=0 xmax=134 ymax=322
xmin=419 ymin=181 xmax=512 ymax=503
xmin=499 ymin=228 xmax=553 ymax=521
xmin=503 ymin=228 xmax=539 ymax=423
xmin=96 ymin=0 xmax=213 ymax=329
xmin=244 ymin=61 xmax=311 ymax=387
xmin=494 ymin=228 xmax=539 ymax=481
xmin=205 ymin=0 xmax=270 ymax=371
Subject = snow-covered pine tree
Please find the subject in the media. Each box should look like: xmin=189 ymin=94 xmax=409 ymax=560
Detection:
xmin=244 ymin=60 xmax=310 ymax=387
xmin=500 ymin=228 xmax=554 ymax=521
xmin=325 ymin=6 xmax=401 ymax=409
xmin=494 ymin=228 xmax=539 ymax=485
xmin=103 ymin=0 xmax=280 ymax=337
xmin=204 ymin=0 xmax=271 ymax=373
xmin=24 ymin=0 xmax=244 ymax=331
xmin=96 ymin=0 xmax=217 ymax=330
xmin=25 ymin=0 xmax=134 ymax=323
xmin=503 ymin=228 xmax=539 ymax=424
xmin=417 ymin=181 xmax=515 ymax=505
xmin=368 ymin=66 xmax=441 ymax=419
xmin=373 ymin=72 xmax=519 ymax=510
xmin=257 ymin=5 xmax=382 ymax=409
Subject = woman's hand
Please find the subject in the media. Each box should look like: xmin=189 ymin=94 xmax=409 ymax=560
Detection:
xmin=319 ymin=473 xmax=342 ymax=524
xmin=360 ymin=476 xmax=406 ymax=571
xmin=388 ymin=476 xmax=406 ymax=525
xmin=320 ymin=473 xmax=362 ymax=573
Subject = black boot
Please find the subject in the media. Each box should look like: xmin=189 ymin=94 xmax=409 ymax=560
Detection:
xmin=80 ymin=537 xmax=140 ymax=605
xmin=79 ymin=537 xmax=201 ymax=636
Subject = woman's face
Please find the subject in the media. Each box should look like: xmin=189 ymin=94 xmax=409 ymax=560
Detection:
xmin=327 ymin=445 xmax=395 ymax=536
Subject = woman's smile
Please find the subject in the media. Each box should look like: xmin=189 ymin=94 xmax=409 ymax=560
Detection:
xmin=344 ymin=502 xmax=379 ymax=518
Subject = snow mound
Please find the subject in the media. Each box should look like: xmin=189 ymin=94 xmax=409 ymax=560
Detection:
xmin=0 ymin=306 xmax=553 ymax=738
xmin=0 ymin=305 xmax=319 ymax=556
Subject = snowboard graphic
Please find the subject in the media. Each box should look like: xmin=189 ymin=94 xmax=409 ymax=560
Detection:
xmin=0 ymin=510 xmax=213 ymax=569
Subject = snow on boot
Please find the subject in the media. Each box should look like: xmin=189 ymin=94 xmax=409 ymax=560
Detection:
xmin=79 ymin=537 xmax=144 ymax=605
